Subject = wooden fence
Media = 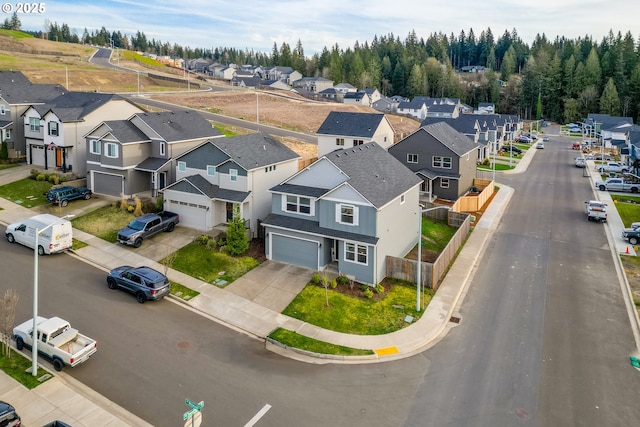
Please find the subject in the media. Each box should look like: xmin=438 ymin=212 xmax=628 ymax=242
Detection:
xmin=451 ymin=179 xmax=494 ymax=213
xmin=385 ymin=212 xmax=471 ymax=291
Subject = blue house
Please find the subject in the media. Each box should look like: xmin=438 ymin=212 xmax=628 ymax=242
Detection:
xmin=262 ymin=142 xmax=421 ymax=285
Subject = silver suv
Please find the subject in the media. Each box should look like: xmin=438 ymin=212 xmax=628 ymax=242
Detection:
xmin=106 ymin=266 xmax=171 ymax=303
xmin=0 ymin=401 xmax=20 ymax=427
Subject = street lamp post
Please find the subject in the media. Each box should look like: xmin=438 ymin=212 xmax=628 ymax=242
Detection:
xmin=416 ymin=205 xmax=451 ymax=311
xmin=31 ymin=214 xmax=74 ymax=377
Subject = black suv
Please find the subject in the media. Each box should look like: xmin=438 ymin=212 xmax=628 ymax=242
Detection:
xmin=107 ymin=266 xmax=171 ymax=303
xmin=501 ymin=145 xmax=523 ymax=155
xmin=45 ymin=185 xmax=92 ymax=207
xmin=0 ymin=401 xmax=20 ymax=427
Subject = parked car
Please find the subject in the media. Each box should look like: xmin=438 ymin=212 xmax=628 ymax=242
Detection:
xmin=536 ymin=142 xmax=544 ymax=149
xmin=585 ymin=200 xmax=607 ymax=222
xmin=0 ymin=401 xmax=20 ymax=427
xmin=575 ymin=157 xmax=586 ymax=168
xmin=622 ymin=227 xmax=640 ymax=245
xmin=502 ymin=145 xmax=523 ymax=154
xmin=572 ymin=142 xmax=581 ymax=150
xmin=542 ymin=136 xmax=550 ymax=142
xmin=116 ymin=211 xmax=179 ymax=248
xmin=515 ymin=135 xmax=531 ymax=143
xmin=107 ymin=266 xmax=171 ymax=303
xmin=45 ymin=186 xmax=92 ymax=207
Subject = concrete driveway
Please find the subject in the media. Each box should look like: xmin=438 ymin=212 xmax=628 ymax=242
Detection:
xmin=224 ymin=260 xmax=314 ymax=312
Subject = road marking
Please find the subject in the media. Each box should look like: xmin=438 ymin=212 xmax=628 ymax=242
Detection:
xmin=375 ymin=346 xmax=399 ymax=356
xmin=244 ymin=404 xmax=272 ymax=427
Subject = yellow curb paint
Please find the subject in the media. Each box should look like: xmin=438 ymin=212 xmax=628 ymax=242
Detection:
xmin=375 ymin=346 xmax=399 ymax=356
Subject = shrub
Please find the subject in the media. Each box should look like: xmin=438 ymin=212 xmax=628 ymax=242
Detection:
xmin=363 ymin=287 xmax=374 ymax=299
xmin=195 ymin=235 xmax=210 ymax=246
xmin=331 ymin=278 xmax=337 ymax=289
xmin=0 ymin=140 xmax=8 ymax=160
xmin=127 ymin=205 xmax=134 ymax=213
xmin=375 ymin=283 xmax=385 ymax=294
xmin=36 ymin=174 xmax=46 ymax=181
xmin=206 ymin=239 xmax=217 ymax=250
xmin=155 ymin=196 xmax=164 ymax=211
xmin=30 ymin=169 xmax=39 ymax=179
xmin=48 ymin=174 xmax=60 ymax=185
xmin=133 ymin=196 xmax=144 ymax=216
xmin=119 ymin=193 xmax=128 ymax=211
xmin=226 ymin=205 xmax=249 ymax=256
xmin=311 ymin=272 xmax=321 ymax=285
xmin=337 ymin=275 xmax=349 ymax=285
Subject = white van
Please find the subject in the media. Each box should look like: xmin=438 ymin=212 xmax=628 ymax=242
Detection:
xmin=5 ymin=214 xmax=73 ymax=255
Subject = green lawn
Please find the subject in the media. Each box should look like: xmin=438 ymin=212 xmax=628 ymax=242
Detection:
xmin=421 ymin=218 xmax=457 ymax=252
xmin=167 ymin=240 xmax=260 ymax=285
xmin=282 ymin=280 xmax=432 ymax=335
xmin=612 ymin=197 xmax=640 ymax=226
xmin=268 ymin=328 xmax=374 ymax=356
xmin=0 ymin=350 xmax=50 ymax=389
xmin=0 ymin=178 xmax=52 ymax=208
xmin=478 ymin=163 xmax=515 ymax=171
xmin=71 ymin=205 xmax=134 ymax=242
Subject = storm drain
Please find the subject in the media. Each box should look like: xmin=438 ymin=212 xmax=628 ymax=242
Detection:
xmin=449 ymin=316 xmax=461 ymax=324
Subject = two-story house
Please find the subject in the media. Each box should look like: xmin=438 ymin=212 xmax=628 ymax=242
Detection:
xmin=84 ymin=110 xmax=223 ymax=197
xmin=262 ymin=142 xmax=422 ymax=285
xmin=292 ymin=77 xmax=334 ymax=93
xmin=388 ymin=121 xmax=480 ymax=202
xmin=0 ymin=71 xmax=67 ymax=158
xmin=316 ymin=111 xmax=395 ymax=157
xmin=161 ymin=132 xmax=300 ymax=235
xmin=22 ymin=92 xmax=143 ymax=176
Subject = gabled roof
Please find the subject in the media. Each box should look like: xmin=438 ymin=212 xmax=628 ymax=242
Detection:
xmin=316 ymin=111 xmax=387 ymax=138
xmin=135 ymin=157 xmax=172 ymax=172
xmin=421 ymin=115 xmax=480 ymax=135
xmin=427 ymin=103 xmax=457 ymax=114
xmin=323 ymin=142 xmax=421 ymax=209
xmin=398 ymin=99 xmax=427 ymax=109
xmin=133 ymin=110 xmax=222 ymax=142
xmin=165 ymin=174 xmax=250 ymax=202
xmin=412 ymin=121 xmax=480 ymax=156
xmin=344 ymin=92 xmax=366 ymax=100
xmin=37 ymin=92 xmax=126 ymax=122
xmin=99 ymin=120 xmax=151 ymax=143
xmin=0 ymin=70 xmax=67 ymax=104
xmin=209 ymin=132 xmax=299 ymax=171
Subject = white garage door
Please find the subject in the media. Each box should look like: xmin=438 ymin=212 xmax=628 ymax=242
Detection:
xmin=166 ymin=199 xmax=209 ymax=231
xmin=271 ymin=234 xmax=318 ymax=270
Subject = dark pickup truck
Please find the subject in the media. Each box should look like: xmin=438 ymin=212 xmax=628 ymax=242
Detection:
xmin=117 ymin=211 xmax=179 ymax=248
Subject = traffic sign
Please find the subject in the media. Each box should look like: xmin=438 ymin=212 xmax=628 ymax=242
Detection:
xmin=185 ymin=399 xmax=205 ymax=410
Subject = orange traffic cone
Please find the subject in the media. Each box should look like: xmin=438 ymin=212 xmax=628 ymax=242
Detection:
xmin=626 ymin=246 xmax=630 ymax=254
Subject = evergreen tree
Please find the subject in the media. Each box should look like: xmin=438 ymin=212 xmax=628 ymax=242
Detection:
xmin=599 ymin=78 xmax=621 ymax=116
xmin=9 ymin=12 xmax=20 ymax=31
xmin=226 ymin=206 xmax=249 ymax=256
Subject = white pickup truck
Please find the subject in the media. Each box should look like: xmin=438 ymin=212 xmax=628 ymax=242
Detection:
xmin=596 ymin=162 xmax=629 ymax=174
xmin=585 ymin=200 xmax=607 ymax=222
xmin=594 ymin=177 xmax=640 ymax=193
xmin=13 ymin=316 xmax=97 ymax=371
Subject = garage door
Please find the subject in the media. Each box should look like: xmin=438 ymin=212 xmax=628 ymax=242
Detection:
xmin=271 ymin=234 xmax=318 ymax=270
xmin=166 ymin=199 xmax=208 ymax=231
xmin=93 ymin=172 xmax=123 ymax=197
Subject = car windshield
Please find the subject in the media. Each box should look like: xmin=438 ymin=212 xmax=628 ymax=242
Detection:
xmin=128 ymin=219 xmax=146 ymax=231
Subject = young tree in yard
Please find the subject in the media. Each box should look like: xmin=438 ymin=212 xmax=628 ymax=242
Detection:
xmin=0 ymin=289 xmax=18 ymax=358
xmin=0 ymin=140 xmax=8 ymax=161
xmin=226 ymin=205 xmax=249 ymax=256
xmin=321 ymin=273 xmax=331 ymax=308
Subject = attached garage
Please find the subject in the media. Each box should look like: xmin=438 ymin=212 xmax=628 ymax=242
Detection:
xmin=270 ymin=233 xmax=319 ymax=270
xmin=92 ymin=172 xmax=124 ymax=197
xmin=165 ymin=198 xmax=210 ymax=231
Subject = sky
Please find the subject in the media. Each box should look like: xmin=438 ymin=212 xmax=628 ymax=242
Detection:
xmin=12 ymin=0 xmax=640 ymax=56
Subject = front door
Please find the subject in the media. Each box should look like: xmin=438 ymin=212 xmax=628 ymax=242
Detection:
xmin=159 ymin=172 xmax=166 ymax=190
xmin=226 ymin=202 xmax=234 ymax=222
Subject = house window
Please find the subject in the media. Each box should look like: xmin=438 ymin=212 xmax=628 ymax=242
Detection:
xmin=407 ymin=153 xmax=418 ymax=163
xmin=90 ymin=139 xmax=100 ymax=154
xmin=0 ymin=104 xmax=5 ymax=115
xmin=354 ymin=139 xmax=364 ymax=146
xmin=5 ymin=129 xmax=10 ymax=140
xmin=29 ymin=117 xmax=40 ymax=132
xmin=207 ymin=165 xmax=216 ymax=176
xmin=336 ymin=138 xmax=344 ymax=146
xmin=336 ymin=204 xmax=358 ymax=225
xmin=230 ymin=169 xmax=238 ymax=181
xmin=48 ymin=121 xmax=59 ymax=136
xmin=178 ymin=161 xmax=186 ymax=172
xmin=105 ymin=143 xmax=118 ymax=158
xmin=345 ymin=242 xmax=368 ymax=264
xmin=433 ymin=156 xmax=452 ymax=169
xmin=160 ymin=141 xmax=166 ymax=156
xmin=285 ymin=195 xmax=311 ymax=215
xmin=440 ymin=178 xmax=450 ymax=188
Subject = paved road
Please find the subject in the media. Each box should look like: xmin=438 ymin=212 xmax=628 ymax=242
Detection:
xmin=403 ymin=134 xmax=640 ymax=426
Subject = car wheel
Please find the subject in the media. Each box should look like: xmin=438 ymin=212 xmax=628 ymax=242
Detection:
xmin=136 ymin=292 xmax=146 ymax=304
xmin=599 ymin=185 xmax=606 ymax=191
xmin=133 ymin=238 xmax=143 ymax=248
xmin=632 ymin=188 xmax=639 ymax=193
xmin=84 ymin=192 xmax=91 ymax=200
xmin=630 ymin=237 xmax=638 ymax=245
xmin=15 ymin=336 xmax=23 ymax=350
xmin=37 ymin=245 xmax=45 ymax=256
xmin=107 ymin=278 xmax=117 ymax=290
xmin=6 ymin=233 xmax=14 ymax=243
xmin=61 ymin=199 xmax=69 ymax=207
xmin=53 ymin=358 xmax=64 ymax=372
xmin=166 ymin=222 xmax=175 ymax=232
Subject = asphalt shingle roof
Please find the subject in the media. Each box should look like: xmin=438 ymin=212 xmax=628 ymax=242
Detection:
xmin=134 ymin=110 xmax=222 ymax=142
xmin=40 ymin=92 xmax=125 ymax=122
xmin=323 ymin=142 xmax=421 ymax=209
xmin=0 ymin=71 xmax=67 ymax=104
xmin=316 ymin=111 xmax=386 ymax=138
xmin=269 ymin=183 xmax=330 ymax=198
xmin=211 ymin=132 xmax=299 ymax=170
xmin=181 ymin=174 xmax=251 ymax=202
xmin=417 ymin=121 xmax=480 ymax=156
xmin=101 ymin=120 xmax=151 ymax=143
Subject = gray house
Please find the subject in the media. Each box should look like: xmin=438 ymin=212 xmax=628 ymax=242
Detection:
xmin=388 ymin=122 xmax=480 ymax=201
xmin=262 ymin=142 xmax=421 ymax=285
xmin=162 ymin=133 xmax=300 ymax=235
xmin=84 ymin=110 xmax=223 ymax=197
xmin=316 ymin=111 xmax=395 ymax=157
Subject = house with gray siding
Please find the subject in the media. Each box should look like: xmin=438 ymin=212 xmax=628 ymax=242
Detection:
xmin=316 ymin=111 xmax=395 ymax=157
xmin=84 ymin=110 xmax=223 ymax=197
xmin=22 ymin=92 xmax=143 ymax=176
xmin=388 ymin=122 xmax=480 ymax=201
xmin=162 ymin=132 xmax=299 ymax=235
xmin=262 ymin=142 xmax=421 ymax=285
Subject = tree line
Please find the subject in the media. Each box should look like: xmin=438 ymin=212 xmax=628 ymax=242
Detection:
xmin=14 ymin=19 xmax=640 ymax=124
